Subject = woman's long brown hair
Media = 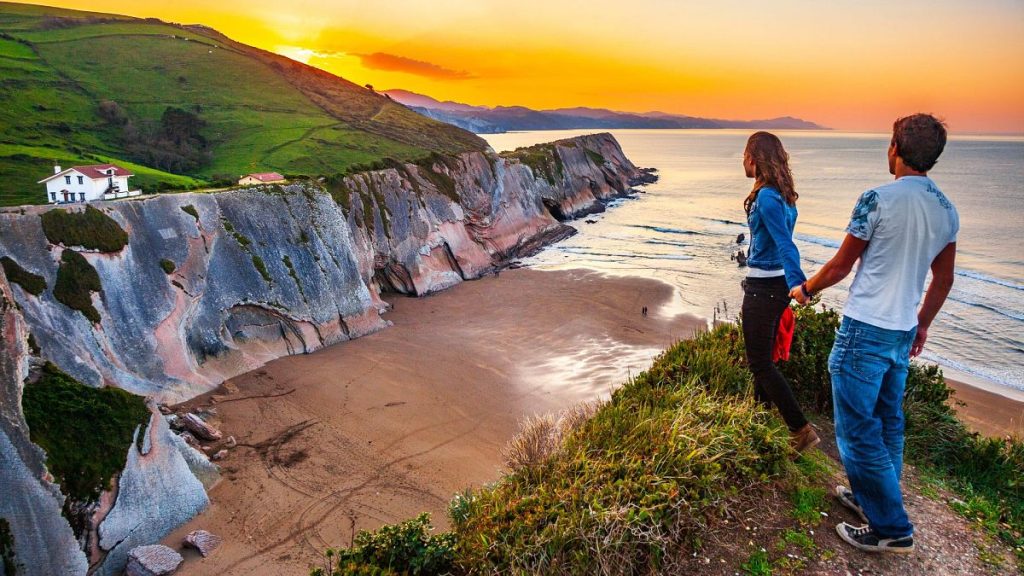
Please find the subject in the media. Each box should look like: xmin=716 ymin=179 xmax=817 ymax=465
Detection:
xmin=743 ymin=131 xmax=798 ymax=214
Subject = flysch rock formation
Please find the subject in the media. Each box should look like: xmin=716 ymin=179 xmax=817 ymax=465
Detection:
xmin=0 ymin=267 xmax=89 ymax=576
xmin=0 ymin=133 xmax=653 ymax=575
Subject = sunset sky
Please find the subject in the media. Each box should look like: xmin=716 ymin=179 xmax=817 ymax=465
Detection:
xmin=22 ymin=0 xmax=1024 ymax=133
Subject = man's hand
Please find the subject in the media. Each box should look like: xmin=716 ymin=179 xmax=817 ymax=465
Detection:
xmin=911 ymin=325 xmax=928 ymax=357
xmin=790 ymin=285 xmax=808 ymax=305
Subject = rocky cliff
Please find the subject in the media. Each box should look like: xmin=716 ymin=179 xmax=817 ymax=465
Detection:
xmin=0 ymin=133 xmax=652 ymax=574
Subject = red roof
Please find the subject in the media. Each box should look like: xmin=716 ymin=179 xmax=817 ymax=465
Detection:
xmin=72 ymin=164 xmax=133 ymax=179
xmin=40 ymin=164 xmax=133 ymax=184
xmin=245 ymin=172 xmax=285 ymax=182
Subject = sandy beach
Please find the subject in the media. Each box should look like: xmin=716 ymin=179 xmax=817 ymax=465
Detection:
xmin=162 ymin=268 xmax=1023 ymax=575
xmin=164 ymin=269 xmax=703 ymax=575
xmin=946 ymin=379 xmax=1024 ymax=439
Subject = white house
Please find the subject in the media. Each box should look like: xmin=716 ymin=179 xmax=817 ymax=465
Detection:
xmin=39 ymin=164 xmax=141 ymax=204
xmin=238 ymin=172 xmax=286 ymax=186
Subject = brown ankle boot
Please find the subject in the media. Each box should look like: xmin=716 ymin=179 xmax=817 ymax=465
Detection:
xmin=790 ymin=423 xmax=820 ymax=455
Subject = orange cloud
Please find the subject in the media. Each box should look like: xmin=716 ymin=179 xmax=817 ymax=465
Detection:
xmin=354 ymin=52 xmax=474 ymax=80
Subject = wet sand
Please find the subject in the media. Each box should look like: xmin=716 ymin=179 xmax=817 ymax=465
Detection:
xmin=162 ymin=268 xmax=1024 ymax=575
xmin=165 ymin=268 xmax=703 ymax=575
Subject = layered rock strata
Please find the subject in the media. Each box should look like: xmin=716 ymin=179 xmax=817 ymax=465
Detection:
xmin=0 ymin=133 xmax=651 ymax=574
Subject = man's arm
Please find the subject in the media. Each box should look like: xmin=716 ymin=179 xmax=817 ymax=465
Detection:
xmin=911 ymin=242 xmax=957 ymax=357
xmin=790 ymin=234 xmax=869 ymax=303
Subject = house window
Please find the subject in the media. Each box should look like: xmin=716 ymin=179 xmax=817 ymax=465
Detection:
xmin=64 ymin=175 xmax=71 ymax=185
xmin=50 ymin=192 xmax=56 ymax=202
xmin=79 ymin=192 xmax=85 ymax=202
xmin=77 ymin=175 xmax=84 ymax=185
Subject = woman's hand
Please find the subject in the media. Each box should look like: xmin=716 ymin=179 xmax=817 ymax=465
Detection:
xmin=790 ymin=285 xmax=808 ymax=305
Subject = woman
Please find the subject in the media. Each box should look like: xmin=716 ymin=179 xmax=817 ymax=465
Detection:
xmin=741 ymin=131 xmax=819 ymax=453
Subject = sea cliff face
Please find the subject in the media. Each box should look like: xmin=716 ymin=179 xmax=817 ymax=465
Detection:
xmin=0 ymin=133 xmax=650 ymax=574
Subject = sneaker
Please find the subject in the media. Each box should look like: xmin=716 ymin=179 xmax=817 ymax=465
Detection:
xmin=790 ymin=423 xmax=820 ymax=455
xmin=835 ymin=522 xmax=914 ymax=554
xmin=835 ymin=485 xmax=869 ymax=523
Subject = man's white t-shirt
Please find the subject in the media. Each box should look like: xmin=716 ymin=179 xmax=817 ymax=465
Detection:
xmin=843 ymin=175 xmax=959 ymax=331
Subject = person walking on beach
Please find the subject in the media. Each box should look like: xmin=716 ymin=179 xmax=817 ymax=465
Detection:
xmin=791 ymin=114 xmax=958 ymax=554
xmin=740 ymin=132 xmax=819 ymax=453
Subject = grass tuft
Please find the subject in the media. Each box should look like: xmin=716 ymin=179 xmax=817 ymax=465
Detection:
xmin=21 ymin=362 xmax=150 ymax=506
xmin=1 ymin=255 xmax=46 ymax=295
xmin=53 ymin=249 xmax=102 ymax=323
xmin=40 ymin=205 xmax=128 ymax=252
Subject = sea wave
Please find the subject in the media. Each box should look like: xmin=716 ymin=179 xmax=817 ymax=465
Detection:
xmin=695 ymin=216 xmax=747 ymax=226
xmin=626 ymin=224 xmax=704 ymax=236
xmin=794 ymin=233 xmax=841 ymax=249
xmin=954 ymin=269 xmax=1024 ymax=291
xmin=554 ymin=247 xmax=693 ymax=262
xmin=643 ymin=239 xmax=690 ymax=248
xmin=918 ymin=351 xmax=1024 ymax=392
xmin=946 ymin=295 xmax=1024 ymax=321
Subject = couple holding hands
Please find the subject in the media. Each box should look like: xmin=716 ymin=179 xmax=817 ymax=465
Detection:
xmin=738 ymin=114 xmax=959 ymax=554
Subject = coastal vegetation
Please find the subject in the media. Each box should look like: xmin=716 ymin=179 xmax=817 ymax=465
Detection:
xmin=313 ymin=305 xmax=1024 ymax=574
xmin=0 ymin=518 xmax=15 ymax=576
xmin=159 ymin=258 xmax=176 ymax=274
xmin=0 ymin=3 xmax=486 ymax=207
xmin=502 ymin=143 xmax=566 ymax=186
xmin=21 ymin=362 xmax=150 ymax=506
xmin=52 ymin=250 xmax=102 ymax=323
xmin=180 ymin=204 xmax=199 ymax=222
xmin=0 ymin=256 xmax=46 ymax=295
xmin=40 ymin=205 xmax=128 ymax=252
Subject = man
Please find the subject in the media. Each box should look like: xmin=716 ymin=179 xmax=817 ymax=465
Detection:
xmin=790 ymin=114 xmax=958 ymax=554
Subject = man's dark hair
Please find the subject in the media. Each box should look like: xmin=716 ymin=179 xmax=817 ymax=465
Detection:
xmin=891 ymin=114 xmax=947 ymax=172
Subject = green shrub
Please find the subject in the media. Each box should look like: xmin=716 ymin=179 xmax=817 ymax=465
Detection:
xmin=584 ymin=148 xmax=606 ymax=166
xmin=502 ymin=143 xmax=565 ymax=186
xmin=252 ymin=255 xmax=271 ymax=283
xmin=313 ymin=513 xmax=456 ymax=576
xmin=778 ymin=304 xmax=840 ymax=413
xmin=21 ymin=362 xmax=150 ymax=505
xmin=283 ymin=255 xmax=304 ymax=298
xmin=0 ymin=255 xmax=46 ymax=295
xmin=180 ymin=204 xmax=199 ymax=222
xmin=0 ymin=518 xmax=15 ymax=576
xmin=413 ymin=154 xmax=459 ymax=202
xmin=53 ymin=250 xmax=102 ymax=323
xmin=40 ymin=205 xmax=128 ymax=252
xmin=159 ymin=258 xmax=175 ymax=274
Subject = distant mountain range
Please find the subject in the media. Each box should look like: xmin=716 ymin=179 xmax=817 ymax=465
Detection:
xmin=383 ymin=89 xmax=828 ymax=134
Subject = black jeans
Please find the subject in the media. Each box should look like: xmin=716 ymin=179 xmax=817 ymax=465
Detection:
xmin=741 ymin=276 xmax=808 ymax=432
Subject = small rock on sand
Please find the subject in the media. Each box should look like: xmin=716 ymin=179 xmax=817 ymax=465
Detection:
xmin=212 ymin=449 xmax=228 ymax=461
xmin=182 ymin=413 xmax=222 ymax=441
xmin=179 ymin=432 xmax=199 ymax=448
xmin=126 ymin=545 xmax=182 ymax=576
xmin=224 ymin=435 xmax=237 ymax=448
xmin=183 ymin=529 xmax=222 ymax=557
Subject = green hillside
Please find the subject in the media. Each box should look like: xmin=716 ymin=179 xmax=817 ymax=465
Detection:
xmin=0 ymin=2 xmax=487 ymax=206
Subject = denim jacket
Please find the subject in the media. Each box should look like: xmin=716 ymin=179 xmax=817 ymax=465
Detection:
xmin=746 ymin=186 xmax=807 ymax=289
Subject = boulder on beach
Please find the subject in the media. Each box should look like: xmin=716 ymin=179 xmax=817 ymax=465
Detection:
xmin=182 ymin=413 xmax=222 ymax=441
xmin=184 ymin=529 xmax=222 ymax=557
xmin=126 ymin=545 xmax=183 ymax=576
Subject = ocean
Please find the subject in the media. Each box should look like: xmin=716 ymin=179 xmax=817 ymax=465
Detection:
xmin=481 ymin=129 xmax=1024 ymax=398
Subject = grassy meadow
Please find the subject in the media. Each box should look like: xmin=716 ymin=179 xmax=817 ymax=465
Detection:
xmin=0 ymin=2 xmax=485 ymax=207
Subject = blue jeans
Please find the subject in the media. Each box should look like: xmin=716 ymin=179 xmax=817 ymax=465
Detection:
xmin=829 ymin=316 xmax=917 ymax=539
